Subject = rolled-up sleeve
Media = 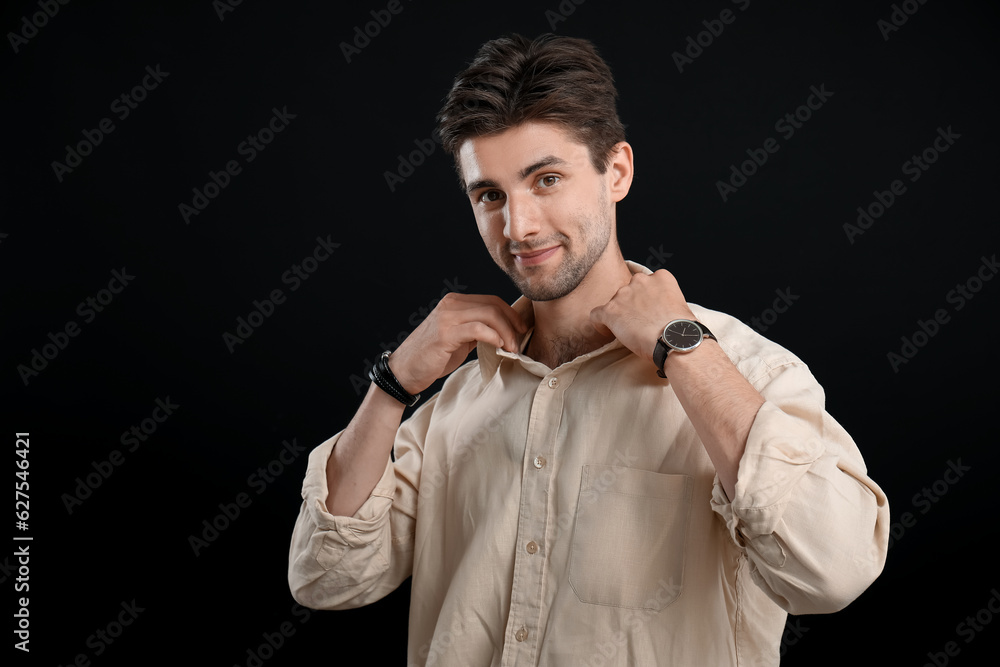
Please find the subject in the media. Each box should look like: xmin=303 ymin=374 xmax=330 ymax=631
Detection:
xmin=288 ymin=397 xmax=432 ymax=610
xmin=710 ymin=360 xmax=890 ymax=615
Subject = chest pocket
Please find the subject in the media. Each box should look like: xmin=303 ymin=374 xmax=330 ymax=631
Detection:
xmin=569 ymin=465 xmax=693 ymax=610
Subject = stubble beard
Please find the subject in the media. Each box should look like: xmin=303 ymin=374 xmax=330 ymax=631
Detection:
xmin=497 ymin=206 xmax=613 ymax=302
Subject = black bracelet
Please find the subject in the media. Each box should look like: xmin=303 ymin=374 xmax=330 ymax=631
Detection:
xmin=369 ymin=351 xmax=420 ymax=407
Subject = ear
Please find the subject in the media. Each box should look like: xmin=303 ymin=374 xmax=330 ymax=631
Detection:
xmin=606 ymin=141 xmax=634 ymax=203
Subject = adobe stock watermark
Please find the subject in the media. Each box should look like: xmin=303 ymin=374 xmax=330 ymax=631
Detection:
xmin=716 ymin=84 xmax=834 ymax=202
xmin=232 ymin=603 xmax=314 ymax=667
xmin=12 ymin=545 xmax=30 ymax=652
xmin=350 ymin=277 xmax=468 ymax=394
xmin=16 ymin=267 xmax=136 ymax=386
xmin=922 ymin=588 xmax=999 ymax=667
xmin=885 ymin=458 xmax=971 ymax=550
xmin=887 ymin=253 xmax=995 ymax=373
xmin=582 ymin=578 xmax=683 ymax=667
xmin=843 ymin=125 xmax=960 ymax=244
xmin=746 ymin=287 xmax=799 ymax=334
xmin=54 ymin=599 xmax=145 ymax=666
xmin=551 ymin=450 xmax=642 ymax=544
xmin=384 ymin=128 xmax=444 ymax=192
xmin=213 ymin=0 xmax=244 ymax=21
xmin=51 ymin=64 xmax=170 ymax=182
xmin=779 ymin=617 xmax=810 ymax=658
xmin=417 ymin=405 xmax=509 ymax=500
xmin=222 ymin=235 xmax=339 ymax=353
xmin=408 ymin=615 xmax=468 ymax=667
xmin=417 ymin=340 xmax=639 ymax=502
xmin=7 ymin=0 xmax=71 ymax=54
xmin=671 ymin=0 xmax=751 ymax=73
xmin=386 ymin=101 xmax=538 ymax=192
xmin=340 ymin=0 xmax=413 ymax=63
xmin=878 ymin=0 xmax=931 ymax=42
xmin=0 ymin=555 xmax=16 ymax=585
xmin=188 ymin=437 xmax=306 ymax=556
xmin=61 ymin=396 xmax=180 ymax=514
xmin=643 ymin=245 xmax=673 ymax=271
xmin=178 ymin=106 xmax=297 ymax=224
xmin=544 ymin=0 xmax=587 ymax=31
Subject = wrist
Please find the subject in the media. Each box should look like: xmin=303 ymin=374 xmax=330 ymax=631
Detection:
xmin=370 ymin=351 xmax=421 ymax=407
xmin=661 ymin=334 xmax=721 ymax=376
xmin=653 ymin=319 xmax=717 ymax=379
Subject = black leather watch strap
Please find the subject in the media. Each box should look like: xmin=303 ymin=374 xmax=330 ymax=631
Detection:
xmin=653 ymin=338 xmax=670 ymax=376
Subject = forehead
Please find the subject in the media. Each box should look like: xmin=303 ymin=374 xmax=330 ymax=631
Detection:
xmin=457 ymin=122 xmax=589 ymax=185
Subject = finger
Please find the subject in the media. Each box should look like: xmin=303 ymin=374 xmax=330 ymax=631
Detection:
xmin=448 ymin=321 xmax=508 ymax=352
xmin=591 ymin=320 xmax=613 ymax=338
xmin=438 ymin=293 xmax=528 ymax=333
xmin=464 ymin=297 xmax=529 ymax=335
xmin=588 ymin=305 xmax=614 ymax=338
xmin=441 ymin=304 xmax=528 ymax=352
xmin=464 ymin=311 xmax=523 ymax=353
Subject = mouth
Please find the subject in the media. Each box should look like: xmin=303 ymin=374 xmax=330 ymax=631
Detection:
xmin=513 ymin=245 xmax=560 ymax=267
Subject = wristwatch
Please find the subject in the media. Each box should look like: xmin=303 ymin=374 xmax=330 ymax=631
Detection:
xmin=653 ymin=319 xmax=717 ymax=378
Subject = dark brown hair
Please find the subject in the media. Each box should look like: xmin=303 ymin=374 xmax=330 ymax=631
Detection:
xmin=435 ymin=33 xmax=626 ymax=184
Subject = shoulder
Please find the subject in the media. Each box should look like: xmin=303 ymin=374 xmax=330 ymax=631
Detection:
xmin=689 ymin=303 xmax=817 ymax=393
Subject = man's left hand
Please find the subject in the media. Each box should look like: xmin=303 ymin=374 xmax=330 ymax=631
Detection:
xmin=590 ymin=269 xmax=696 ymax=364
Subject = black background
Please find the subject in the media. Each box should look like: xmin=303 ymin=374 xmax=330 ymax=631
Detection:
xmin=3 ymin=0 xmax=998 ymax=665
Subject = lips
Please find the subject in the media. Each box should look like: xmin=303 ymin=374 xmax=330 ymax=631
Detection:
xmin=513 ymin=246 xmax=559 ymax=267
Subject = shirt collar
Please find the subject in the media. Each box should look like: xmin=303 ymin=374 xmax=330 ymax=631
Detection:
xmin=477 ymin=260 xmax=652 ymax=382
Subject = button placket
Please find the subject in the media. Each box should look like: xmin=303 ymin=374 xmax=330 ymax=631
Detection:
xmin=502 ymin=366 xmax=578 ymax=665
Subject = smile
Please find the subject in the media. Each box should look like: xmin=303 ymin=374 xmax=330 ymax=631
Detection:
xmin=513 ymin=246 xmax=560 ymax=267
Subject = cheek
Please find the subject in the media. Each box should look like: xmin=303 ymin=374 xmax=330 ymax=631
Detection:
xmin=475 ymin=219 xmax=491 ymax=245
xmin=476 ymin=212 xmax=503 ymax=243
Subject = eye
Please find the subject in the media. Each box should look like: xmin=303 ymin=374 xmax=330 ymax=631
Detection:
xmin=478 ymin=190 xmax=505 ymax=204
xmin=537 ymin=174 xmax=560 ymax=188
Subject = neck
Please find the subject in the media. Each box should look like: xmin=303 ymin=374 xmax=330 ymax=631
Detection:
xmin=525 ymin=250 xmax=633 ymax=369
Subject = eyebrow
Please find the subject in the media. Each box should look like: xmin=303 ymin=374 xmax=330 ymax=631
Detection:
xmin=464 ymin=155 xmax=568 ymax=195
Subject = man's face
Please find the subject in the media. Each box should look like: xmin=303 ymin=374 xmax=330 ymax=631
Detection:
xmin=459 ymin=122 xmax=619 ymax=302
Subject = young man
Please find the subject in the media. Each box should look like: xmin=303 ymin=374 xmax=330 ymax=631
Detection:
xmin=289 ymin=34 xmax=889 ymax=665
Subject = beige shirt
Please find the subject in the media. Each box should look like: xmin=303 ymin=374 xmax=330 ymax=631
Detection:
xmin=288 ymin=263 xmax=889 ymax=666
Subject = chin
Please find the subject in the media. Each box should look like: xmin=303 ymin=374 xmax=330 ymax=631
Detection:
xmin=512 ymin=271 xmax=585 ymax=302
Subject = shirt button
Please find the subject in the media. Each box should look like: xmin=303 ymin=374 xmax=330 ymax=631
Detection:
xmin=547 ymin=377 xmax=559 ymax=388
xmin=533 ymin=455 xmax=546 ymax=469
xmin=515 ymin=627 xmax=528 ymax=642
xmin=526 ymin=541 xmax=538 ymax=554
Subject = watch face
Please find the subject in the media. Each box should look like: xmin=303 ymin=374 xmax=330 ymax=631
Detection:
xmin=663 ymin=320 xmax=703 ymax=351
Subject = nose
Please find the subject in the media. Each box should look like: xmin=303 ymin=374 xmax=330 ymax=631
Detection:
xmin=503 ymin=193 xmax=541 ymax=242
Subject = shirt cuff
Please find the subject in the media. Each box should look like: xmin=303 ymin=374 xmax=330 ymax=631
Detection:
xmin=299 ymin=434 xmax=398 ymax=550
xmin=710 ymin=398 xmax=889 ymax=614
xmin=288 ymin=434 xmax=404 ymax=609
xmin=710 ymin=400 xmax=825 ymax=559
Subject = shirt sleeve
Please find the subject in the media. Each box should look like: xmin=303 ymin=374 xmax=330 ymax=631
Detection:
xmin=709 ymin=358 xmax=890 ymax=615
xmin=287 ymin=395 xmax=434 ymax=610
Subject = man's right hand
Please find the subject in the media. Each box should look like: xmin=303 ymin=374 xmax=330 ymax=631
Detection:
xmin=387 ymin=293 xmax=528 ymax=395
xmin=323 ymin=293 xmax=525 ymax=518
